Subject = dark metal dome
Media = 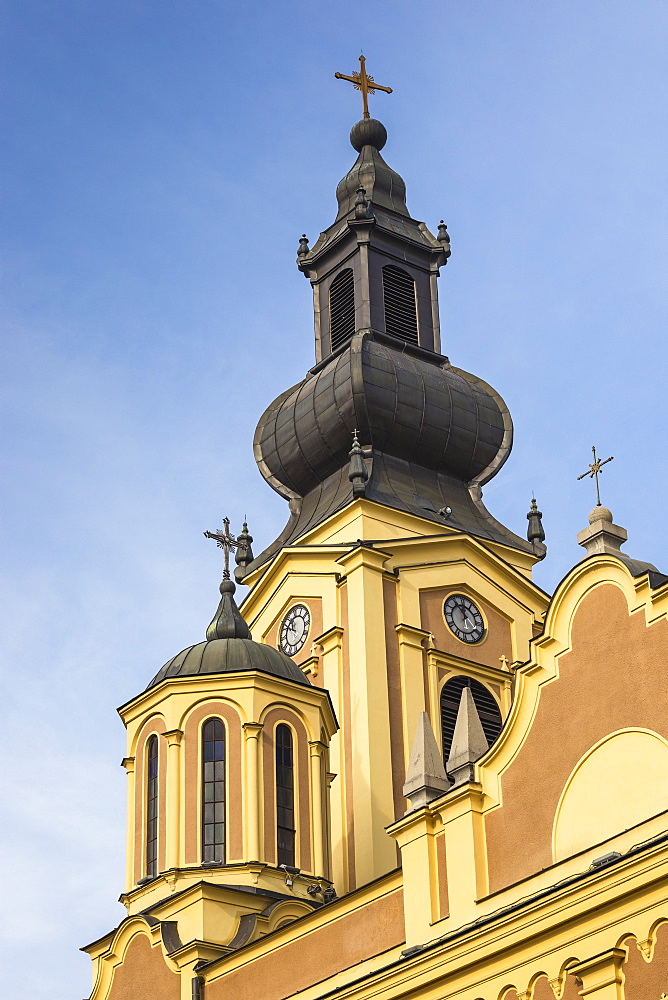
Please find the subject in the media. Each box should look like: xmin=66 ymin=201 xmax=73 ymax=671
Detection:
xmin=254 ymin=332 xmax=510 ymax=501
xmin=147 ymin=638 xmax=310 ymax=690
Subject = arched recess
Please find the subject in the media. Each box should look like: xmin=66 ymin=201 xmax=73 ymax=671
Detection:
xmin=90 ymin=919 xmax=180 ymax=1000
xmin=440 ymin=675 xmax=503 ymax=768
xmin=622 ymin=925 xmax=668 ymax=996
xmin=183 ymin=701 xmax=243 ymax=865
xmin=133 ymin=716 xmax=167 ymax=884
xmin=553 ymin=729 xmax=668 ymax=862
xmin=262 ymin=708 xmax=312 ymax=871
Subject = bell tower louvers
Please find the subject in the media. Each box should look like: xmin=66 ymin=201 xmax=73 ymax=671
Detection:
xmin=298 ymin=117 xmax=451 ymax=362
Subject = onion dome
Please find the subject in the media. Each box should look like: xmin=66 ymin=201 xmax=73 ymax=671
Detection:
xmin=146 ymin=562 xmax=309 ymax=690
xmin=246 ymin=117 xmax=536 ymax=573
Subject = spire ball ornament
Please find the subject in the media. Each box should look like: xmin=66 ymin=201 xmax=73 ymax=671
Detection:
xmin=350 ymin=118 xmax=387 ymax=152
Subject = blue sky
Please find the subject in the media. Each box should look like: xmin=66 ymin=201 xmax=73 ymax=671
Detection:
xmin=1 ymin=2 xmax=666 ymax=996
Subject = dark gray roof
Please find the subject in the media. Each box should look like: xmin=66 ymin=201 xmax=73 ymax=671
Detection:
xmin=147 ymin=638 xmax=310 ymax=690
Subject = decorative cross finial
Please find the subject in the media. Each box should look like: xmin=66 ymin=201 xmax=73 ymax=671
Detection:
xmin=577 ymin=446 xmax=614 ymax=506
xmin=335 ymin=55 xmax=392 ymax=119
xmin=204 ymin=517 xmax=244 ymax=580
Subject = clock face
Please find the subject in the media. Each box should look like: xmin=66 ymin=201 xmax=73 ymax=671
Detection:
xmin=279 ymin=604 xmax=311 ymax=657
xmin=443 ymin=595 xmax=485 ymax=644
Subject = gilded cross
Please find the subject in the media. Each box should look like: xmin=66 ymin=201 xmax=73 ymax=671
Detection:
xmin=204 ymin=517 xmax=242 ymax=580
xmin=577 ymin=446 xmax=614 ymax=506
xmin=335 ymin=55 xmax=392 ymax=119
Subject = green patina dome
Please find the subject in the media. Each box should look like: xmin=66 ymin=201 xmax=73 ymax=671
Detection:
xmin=146 ymin=637 xmax=310 ymax=691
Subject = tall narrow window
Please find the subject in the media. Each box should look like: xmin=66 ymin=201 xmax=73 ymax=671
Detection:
xmin=276 ymin=724 xmax=296 ymax=867
xmin=202 ymin=718 xmax=226 ymax=863
xmin=440 ymin=676 xmax=503 ymax=769
xmin=146 ymin=735 xmax=158 ymax=878
xmin=329 ymin=269 xmax=355 ymax=352
xmin=382 ymin=264 xmax=418 ymax=344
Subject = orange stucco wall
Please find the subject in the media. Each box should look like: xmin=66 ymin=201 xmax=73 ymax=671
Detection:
xmin=623 ymin=924 xmax=668 ymax=996
xmin=133 ymin=716 xmax=167 ymax=884
xmin=183 ymin=701 xmax=243 ymax=865
xmin=261 ymin=707 xmax=312 ymax=871
xmin=486 ymin=583 xmax=668 ymax=893
xmin=420 ymin=586 xmax=512 ymax=668
xmin=205 ymin=888 xmax=404 ymax=1000
xmin=107 ymin=934 xmax=179 ymax=1000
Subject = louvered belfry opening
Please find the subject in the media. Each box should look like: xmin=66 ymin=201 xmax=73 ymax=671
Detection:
xmin=382 ymin=264 xmax=419 ymax=344
xmin=329 ymin=268 xmax=355 ymax=352
xmin=440 ymin=676 xmax=502 ymax=767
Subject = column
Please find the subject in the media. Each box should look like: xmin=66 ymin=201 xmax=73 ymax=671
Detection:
xmin=121 ymin=756 xmax=135 ymax=892
xmin=163 ymin=730 xmax=183 ymax=871
xmin=243 ymin=723 xmax=263 ymax=863
xmin=309 ymin=741 xmax=327 ymax=878
xmin=434 ymin=782 xmax=488 ymax=927
xmin=336 ymin=545 xmax=396 ymax=885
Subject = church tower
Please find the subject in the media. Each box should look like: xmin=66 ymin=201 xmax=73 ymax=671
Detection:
xmin=84 ymin=61 xmax=668 ymax=1000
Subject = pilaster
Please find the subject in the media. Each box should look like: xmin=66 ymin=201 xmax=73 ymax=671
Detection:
xmin=387 ymin=806 xmax=443 ymax=947
xmin=395 ymin=623 xmax=431 ymax=769
xmin=163 ymin=730 xmax=184 ymax=872
xmin=433 ymin=783 xmax=488 ymax=926
xmin=243 ymin=723 xmax=264 ymax=863
xmin=317 ymin=625 xmax=346 ymax=891
xmin=309 ymin=741 xmax=327 ymax=878
xmin=336 ymin=545 xmax=396 ymax=884
xmin=121 ymin=756 xmax=135 ymax=893
xmin=569 ymin=949 xmax=625 ymax=1000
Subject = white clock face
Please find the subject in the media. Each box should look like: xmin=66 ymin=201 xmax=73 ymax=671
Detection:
xmin=444 ymin=595 xmax=485 ymax=644
xmin=279 ymin=604 xmax=311 ymax=657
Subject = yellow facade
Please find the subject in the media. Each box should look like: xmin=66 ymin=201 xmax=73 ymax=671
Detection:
xmin=83 ymin=104 xmax=668 ymax=1000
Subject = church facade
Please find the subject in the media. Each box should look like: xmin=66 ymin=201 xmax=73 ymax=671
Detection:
xmin=83 ymin=83 xmax=668 ymax=1000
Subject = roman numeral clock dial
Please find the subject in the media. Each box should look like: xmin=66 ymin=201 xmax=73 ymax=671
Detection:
xmin=443 ymin=595 xmax=485 ymax=643
xmin=279 ymin=604 xmax=311 ymax=657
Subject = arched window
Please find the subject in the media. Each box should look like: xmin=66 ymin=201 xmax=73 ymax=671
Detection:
xmin=146 ymin=735 xmax=159 ymax=878
xmin=276 ymin=724 xmax=296 ymax=867
xmin=382 ymin=264 xmax=418 ymax=344
xmin=202 ymin=718 xmax=226 ymax=863
xmin=329 ymin=269 xmax=355 ymax=352
xmin=440 ymin=676 xmax=502 ymax=771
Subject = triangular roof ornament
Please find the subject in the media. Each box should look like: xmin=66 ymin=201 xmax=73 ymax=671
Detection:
xmin=402 ymin=711 xmax=450 ymax=811
xmin=446 ymin=686 xmax=489 ymax=788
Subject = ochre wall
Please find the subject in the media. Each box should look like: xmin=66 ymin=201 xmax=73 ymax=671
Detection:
xmin=262 ymin=597 xmax=323 ymax=665
xmin=183 ymin=701 xmax=243 ymax=865
xmin=261 ymin=707 xmax=312 ymax=870
xmin=623 ymin=924 xmax=668 ymax=996
xmin=486 ymin=583 xmax=668 ymax=893
xmin=205 ymin=888 xmax=404 ymax=1000
xmin=107 ymin=934 xmax=179 ymax=1000
xmin=420 ymin=586 xmax=512 ymax=668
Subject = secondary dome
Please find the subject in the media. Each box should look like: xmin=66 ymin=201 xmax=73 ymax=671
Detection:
xmin=147 ymin=638 xmax=310 ymax=690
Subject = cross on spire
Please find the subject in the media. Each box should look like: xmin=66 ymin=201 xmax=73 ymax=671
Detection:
xmin=335 ymin=55 xmax=392 ymax=119
xmin=204 ymin=517 xmax=243 ymax=580
xmin=577 ymin=446 xmax=614 ymax=506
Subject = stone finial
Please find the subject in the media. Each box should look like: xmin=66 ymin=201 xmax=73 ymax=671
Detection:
xmin=403 ymin=712 xmax=451 ymax=811
xmin=527 ymin=497 xmax=547 ymax=560
xmin=206 ymin=578 xmax=251 ymax=641
xmin=348 ymin=429 xmax=368 ymax=497
xmin=446 ymin=686 xmax=489 ymax=788
xmin=437 ymin=220 xmax=451 ymax=260
xmin=577 ymin=505 xmax=628 ymax=558
xmin=234 ymin=521 xmax=255 ymax=584
xmin=297 ymin=234 xmax=310 ymax=257
xmin=354 ymin=186 xmax=372 ymax=220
